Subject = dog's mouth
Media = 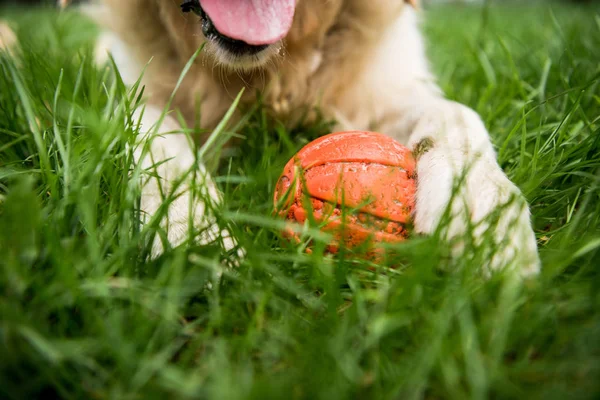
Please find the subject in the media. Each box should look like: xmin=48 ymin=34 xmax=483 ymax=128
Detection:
xmin=197 ymin=6 xmax=269 ymax=56
xmin=182 ymin=0 xmax=296 ymax=58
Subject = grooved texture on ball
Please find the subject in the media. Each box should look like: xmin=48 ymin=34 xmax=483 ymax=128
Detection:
xmin=274 ymin=131 xmax=416 ymax=252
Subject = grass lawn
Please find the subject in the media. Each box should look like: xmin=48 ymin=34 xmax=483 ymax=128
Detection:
xmin=1 ymin=1 xmax=600 ymax=399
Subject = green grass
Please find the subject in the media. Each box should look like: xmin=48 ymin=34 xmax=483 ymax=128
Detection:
xmin=1 ymin=1 xmax=600 ymax=399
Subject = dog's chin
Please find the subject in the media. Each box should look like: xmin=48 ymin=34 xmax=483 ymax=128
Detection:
xmin=199 ymin=10 xmax=282 ymax=71
xmin=205 ymin=40 xmax=281 ymax=71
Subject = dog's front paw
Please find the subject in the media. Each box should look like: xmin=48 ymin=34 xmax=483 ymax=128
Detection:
xmin=144 ymin=189 xmax=243 ymax=262
xmin=412 ymin=143 xmax=540 ymax=277
xmin=131 ymin=106 xmax=245 ymax=265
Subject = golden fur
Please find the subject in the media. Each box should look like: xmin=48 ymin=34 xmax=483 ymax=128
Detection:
xmin=96 ymin=0 xmax=411 ymax=131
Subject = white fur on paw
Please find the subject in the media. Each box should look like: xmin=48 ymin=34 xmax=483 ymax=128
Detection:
xmin=145 ymin=190 xmax=244 ymax=261
xmin=404 ymin=100 xmax=541 ymax=277
xmin=413 ymin=146 xmax=540 ymax=277
xmin=131 ymin=106 xmax=245 ymax=264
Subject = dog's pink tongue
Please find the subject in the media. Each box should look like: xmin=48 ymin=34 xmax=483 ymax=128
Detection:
xmin=200 ymin=0 xmax=296 ymax=46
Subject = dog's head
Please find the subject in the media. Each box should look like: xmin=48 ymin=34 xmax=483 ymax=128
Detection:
xmin=60 ymin=0 xmax=415 ymax=74
xmin=177 ymin=0 xmax=417 ymax=71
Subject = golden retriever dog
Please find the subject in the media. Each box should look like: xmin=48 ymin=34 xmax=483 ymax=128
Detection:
xmin=77 ymin=0 xmax=539 ymax=274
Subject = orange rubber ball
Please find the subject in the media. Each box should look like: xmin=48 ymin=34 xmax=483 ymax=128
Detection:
xmin=273 ymin=131 xmax=416 ymax=254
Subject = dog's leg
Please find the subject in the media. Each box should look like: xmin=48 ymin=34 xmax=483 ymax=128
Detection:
xmin=132 ymin=106 xmax=240 ymax=258
xmin=406 ymin=99 xmax=540 ymax=276
xmin=95 ymin=32 xmax=239 ymax=259
xmin=353 ymin=8 xmax=540 ymax=275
